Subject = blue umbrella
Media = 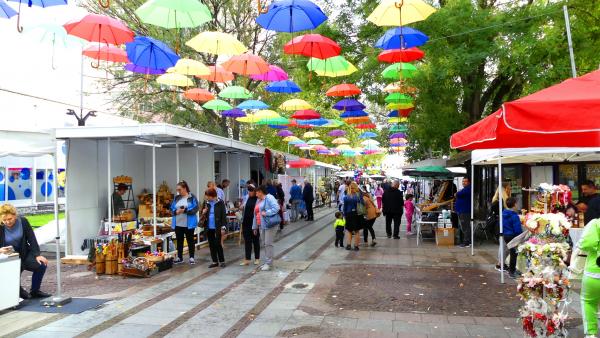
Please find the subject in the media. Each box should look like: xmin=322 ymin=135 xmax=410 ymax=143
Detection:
xmin=269 ymin=125 xmax=288 ymax=129
xmin=340 ymin=110 xmax=368 ymax=118
xmin=388 ymin=110 xmax=399 ymax=117
xmin=333 ymin=99 xmax=366 ymax=111
xmin=375 ymin=27 xmax=429 ymax=50
xmin=237 ymin=100 xmax=269 ymax=110
xmin=256 ymin=0 xmax=327 ymax=33
xmin=8 ymin=0 xmax=67 ymax=30
xmin=221 ymin=108 xmax=246 ymax=118
xmin=0 ymin=0 xmax=17 ymax=19
xmin=298 ymin=118 xmax=328 ymax=126
xmin=265 ymin=80 xmax=302 ymax=93
xmin=126 ymin=36 xmax=180 ymax=70
xmin=359 ymin=132 xmax=377 ymax=139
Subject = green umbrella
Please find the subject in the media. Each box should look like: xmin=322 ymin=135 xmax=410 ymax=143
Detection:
xmin=390 ymin=123 xmax=409 ymax=132
xmin=307 ymin=139 xmax=324 ymax=145
xmin=382 ymin=62 xmax=417 ymax=81
xmin=256 ymin=116 xmax=289 ymax=125
xmin=203 ymin=99 xmax=233 ymax=111
xmin=306 ymin=56 xmax=357 ymax=77
xmin=135 ymin=0 xmax=212 ymax=29
xmin=403 ymin=166 xmax=461 ymax=178
xmin=218 ymin=86 xmax=252 ymax=99
xmin=320 ymin=119 xmax=345 ymax=128
xmin=385 ymin=93 xmax=413 ymax=104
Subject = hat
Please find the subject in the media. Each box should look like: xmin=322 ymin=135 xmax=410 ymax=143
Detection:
xmin=247 ymin=184 xmax=256 ymax=191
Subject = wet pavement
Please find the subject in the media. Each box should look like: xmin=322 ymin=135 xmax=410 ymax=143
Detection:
xmin=0 ymin=206 xmax=586 ymax=337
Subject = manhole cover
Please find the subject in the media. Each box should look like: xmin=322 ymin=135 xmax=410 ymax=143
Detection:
xmin=292 ymin=283 xmax=309 ymax=289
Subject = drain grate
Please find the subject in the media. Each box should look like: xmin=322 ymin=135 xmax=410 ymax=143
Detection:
xmin=291 ymin=283 xmax=309 ymax=289
xmin=284 ymin=282 xmax=315 ymax=291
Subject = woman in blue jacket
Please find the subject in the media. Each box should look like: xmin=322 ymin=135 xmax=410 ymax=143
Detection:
xmin=253 ymin=185 xmax=281 ymax=271
xmin=170 ymin=181 xmax=199 ymax=265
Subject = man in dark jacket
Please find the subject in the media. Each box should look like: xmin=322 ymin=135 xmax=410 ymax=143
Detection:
xmin=382 ymin=180 xmax=404 ymax=239
xmin=455 ymin=177 xmax=472 ymax=247
xmin=303 ymin=180 xmax=315 ymax=221
xmin=581 ymin=180 xmax=600 ymax=224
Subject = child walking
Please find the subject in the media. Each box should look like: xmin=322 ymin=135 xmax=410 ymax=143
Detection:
xmin=404 ymin=194 xmax=415 ymax=235
xmin=333 ymin=212 xmax=345 ymax=248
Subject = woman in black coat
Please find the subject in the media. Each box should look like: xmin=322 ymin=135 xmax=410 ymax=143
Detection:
xmin=201 ymin=188 xmax=227 ymax=268
xmin=240 ymin=184 xmax=260 ymax=266
xmin=0 ymin=204 xmax=51 ymax=299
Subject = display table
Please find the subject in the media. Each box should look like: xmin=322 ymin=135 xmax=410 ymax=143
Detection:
xmin=0 ymin=254 xmax=21 ymax=311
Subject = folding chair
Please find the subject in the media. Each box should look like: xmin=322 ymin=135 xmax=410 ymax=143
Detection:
xmin=416 ymin=207 xmax=437 ymax=246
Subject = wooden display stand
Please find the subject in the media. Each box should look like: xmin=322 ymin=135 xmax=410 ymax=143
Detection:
xmin=138 ymin=181 xmax=174 ymax=219
xmin=435 ymin=228 xmax=455 ymax=246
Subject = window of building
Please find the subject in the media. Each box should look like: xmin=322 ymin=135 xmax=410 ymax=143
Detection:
xmin=586 ymin=164 xmax=600 ymax=187
xmin=559 ymin=164 xmax=579 ymax=201
xmin=6 ymin=168 xmax=33 ymax=201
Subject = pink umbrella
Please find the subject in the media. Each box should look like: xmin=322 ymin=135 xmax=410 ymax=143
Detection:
xmin=312 ymin=145 xmax=328 ymax=150
xmin=277 ymin=130 xmax=294 ymax=137
xmin=328 ymin=129 xmax=346 ymax=137
xmin=250 ymin=65 xmax=288 ymax=82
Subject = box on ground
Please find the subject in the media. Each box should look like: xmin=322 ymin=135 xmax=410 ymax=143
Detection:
xmin=435 ymin=228 xmax=455 ymax=246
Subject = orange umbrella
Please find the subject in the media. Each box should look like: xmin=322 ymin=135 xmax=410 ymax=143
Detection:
xmin=221 ymin=53 xmax=270 ymax=76
xmin=196 ymin=65 xmax=235 ymax=83
xmin=344 ymin=116 xmax=371 ymax=124
xmin=326 ymin=83 xmax=361 ymax=97
xmin=184 ymin=88 xmax=215 ymax=102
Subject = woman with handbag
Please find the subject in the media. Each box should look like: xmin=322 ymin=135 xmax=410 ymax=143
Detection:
xmin=344 ymin=182 xmax=365 ymax=251
xmin=579 ymin=218 xmax=600 ymax=338
xmin=201 ymin=188 xmax=227 ymax=268
xmin=362 ymin=192 xmax=379 ymax=247
xmin=253 ymin=185 xmax=281 ymax=271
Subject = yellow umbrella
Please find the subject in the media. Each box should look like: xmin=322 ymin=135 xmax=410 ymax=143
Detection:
xmin=367 ymin=0 xmax=436 ymax=26
xmin=336 ymin=144 xmax=352 ymax=151
xmin=280 ymin=99 xmax=312 ymax=111
xmin=255 ymin=110 xmax=280 ymax=119
xmin=389 ymin=117 xmax=409 ymax=123
xmin=186 ymin=31 xmax=248 ymax=55
xmin=237 ymin=114 xmax=261 ymax=123
xmin=387 ymin=102 xmax=415 ymax=110
xmin=332 ymin=137 xmax=350 ymax=144
xmin=384 ymin=82 xmax=416 ymax=94
xmin=283 ymin=136 xmax=300 ymax=142
xmin=168 ymin=58 xmax=211 ymax=76
xmin=156 ymin=73 xmax=194 ymax=87
xmin=303 ymin=131 xmax=320 ymax=138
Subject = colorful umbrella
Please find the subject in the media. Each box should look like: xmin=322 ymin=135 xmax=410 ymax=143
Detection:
xmin=323 ymin=119 xmax=345 ymax=128
xmin=336 ymin=144 xmax=352 ymax=150
xmin=280 ymin=99 xmax=312 ymax=111
xmin=312 ymin=145 xmax=327 ymax=150
xmin=168 ymin=58 xmax=210 ymax=76
xmin=385 ymin=93 xmax=413 ymax=104
xmin=221 ymin=108 xmax=246 ymax=118
xmin=303 ymin=131 xmax=319 ymax=138
xmin=26 ymin=24 xmax=85 ymax=69
xmin=307 ymin=139 xmax=324 ymax=145
xmin=221 ymin=53 xmax=270 ymax=76
xmin=284 ymin=34 xmax=341 ymax=59
xmin=326 ymin=83 xmax=361 ymax=97
xmin=203 ymin=99 xmax=233 ymax=111
xmin=287 ymin=158 xmax=316 ymax=168
xmin=64 ymin=13 xmax=134 ymax=45
xmin=291 ymin=109 xmax=320 ymax=120
xmin=135 ymin=0 xmax=212 ymax=29
xmin=344 ymin=116 xmax=371 ymax=125
xmin=289 ymin=139 xmax=306 ymax=145
xmin=375 ymin=26 xmax=429 ymax=49
xmin=126 ymin=36 xmax=180 ymax=70
xmin=196 ymin=65 xmax=234 ymax=83
xmin=255 ymin=110 xmax=281 ymax=119
xmin=340 ymin=110 xmax=368 ymax=118
xmin=361 ymin=139 xmax=380 ymax=146
xmin=184 ymin=88 xmax=214 ymax=102
xmin=390 ymin=137 xmax=407 ymax=144
xmin=156 ymin=73 xmax=194 ymax=87
xmin=389 ymin=117 xmax=409 ymax=123
xmin=288 ymin=119 xmax=312 ymax=129
xmin=265 ymin=80 xmax=302 ymax=93
xmin=390 ymin=132 xmax=407 ymax=139
xmin=218 ymin=86 xmax=252 ymax=99
xmin=83 ymin=44 xmax=129 ymax=63
xmin=237 ymin=114 xmax=261 ymax=123
xmin=355 ymin=123 xmax=377 ymax=129
xmin=256 ymin=0 xmax=327 ymax=33
xmin=125 ymin=63 xmax=166 ymax=75
xmin=307 ymin=55 xmax=357 ymax=77
xmin=390 ymin=124 xmax=409 ymax=132
xmin=0 ymin=0 xmax=17 ymax=19
xmin=283 ymin=136 xmax=300 ymax=142
xmin=378 ymin=47 xmax=425 ymax=63
xmin=249 ymin=65 xmax=288 ymax=82
xmin=332 ymin=137 xmax=350 ymax=145
xmin=256 ymin=116 xmax=289 ymax=125
xmin=384 ymin=82 xmax=417 ymax=93
xmin=186 ymin=31 xmax=247 ymax=55
xmin=298 ymin=118 xmax=328 ymax=126
xmin=328 ymin=129 xmax=346 ymax=137
xmin=296 ymin=143 xmax=311 ymax=149
xmin=387 ymin=102 xmax=414 ymax=110
xmin=333 ymin=99 xmax=366 ymax=111
xmin=382 ymin=62 xmax=418 ymax=80
xmin=367 ymin=0 xmax=436 ymax=26
xmin=238 ymin=100 xmax=269 ymax=110
xmin=10 ymin=0 xmax=67 ymax=31
xmin=277 ymin=130 xmax=294 ymax=137
xmin=269 ymin=125 xmax=288 ymax=129
xmin=359 ymin=132 xmax=377 ymax=139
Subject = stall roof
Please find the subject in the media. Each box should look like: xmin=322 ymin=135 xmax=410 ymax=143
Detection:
xmin=0 ymin=129 xmax=56 ymax=157
xmin=402 ymin=158 xmax=446 ymax=170
xmin=55 ymin=123 xmax=340 ymax=170
xmin=472 ymin=147 xmax=600 ymax=165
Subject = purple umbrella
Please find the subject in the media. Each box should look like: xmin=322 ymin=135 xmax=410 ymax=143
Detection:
xmin=250 ymin=65 xmax=289 ymax=82
xmin=277 ymin=130 xmax=294 ymax=137
xmin=333 ymin=99 xmax=366 ymax=111
xmin=390 ymin=132 xmax=407 ymax=139
xmin=340 ymin=110 xmax=368 ymax=118
xmin=328 ymin=129 xmax=346 ymax=137
xmin=221 ymin=108 xmax=246 ymax=118
xmin=317 ymin=149 xmax=330 ymax=154
xmin=124 ymin=63 xmax=166 ymax=75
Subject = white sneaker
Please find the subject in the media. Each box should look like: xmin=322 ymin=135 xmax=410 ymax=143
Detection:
xmin=261 ymin=264 xmax=271 ymax=271
xmin=189 ymin=257 xmax=195 ymax=265
xmin=254 ymin=259 xmax=260 ymax=265
xmin=173 ymin=257 xmax=184 ymax=265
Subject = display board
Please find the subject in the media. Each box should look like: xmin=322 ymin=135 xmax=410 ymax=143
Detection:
xmin=278 ymin=174 xmax=304 ymax=204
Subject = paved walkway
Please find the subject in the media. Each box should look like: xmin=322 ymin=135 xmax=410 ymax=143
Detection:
xmin=0 ymin=207 xmax=586 ymax=337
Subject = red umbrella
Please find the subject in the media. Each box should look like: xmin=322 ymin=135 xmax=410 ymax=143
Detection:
xmin=326 ymin=83 xmax=361 ymax=97
xmin=288 ymin=119 xmax=312 ymax=129
xmin=292 ymin=110 xmax=321 ymax=120
xmin=284 ymin=34 xmax=341 ymax=59
xmin=196 ymin=66 xmax=235 ymax=83
xmin=184 ymin=88 xmax=215 ymax=102
xmin=378 ymin=47 xmax=425 ymax=63
xmin=355 ymin=123 xmax=376 ymax=130
xmin=64 ymin=14 xmax=134 ymax=45
xmin=288 ymin=158 xmax=316 ymax=168
xmin=82 ymin=45 xmax=129 ymax=63
xmin=221 ymin=53 xmax=270 ymax=76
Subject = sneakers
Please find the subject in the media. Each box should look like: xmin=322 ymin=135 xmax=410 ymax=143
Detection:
xmin=261 ymin=264 xmax=272 ymax=271
xmin=393 ymin=236 xmax=400 ymax=239
xmin=240 ymin=260 xmax=250 ymax=266
xmin=220 ymin=263 xmax=226 ymax=268
xmin=174 ymin=257 xmax=184 ymax=265
xmin=494 ymin=264 xmax=507 ymax=273
xmin=371 ymin=241 xmax=377 ymax=247
xmin=406 ymin=232 xmax=413 ymax=236
xmin=189 ymin=257 xmax=196 ymax=265
xmin=459 ymin=243 xmax=472 ymax=248
xmin=254 ymin=259 xmax=260 ymax=265
xmin=345 ymin=245 xmax=352 ymax=251
xmin=508 ymin=271 xmax=517 ymax=279
xmin=208 ymin=263 xmax=219 ymax=268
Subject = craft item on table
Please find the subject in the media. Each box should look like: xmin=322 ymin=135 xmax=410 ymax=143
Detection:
xmin=121 ymin=257 xmax=158 ymax=278
xmin=138 ymin=182 xmax=174 ymax=218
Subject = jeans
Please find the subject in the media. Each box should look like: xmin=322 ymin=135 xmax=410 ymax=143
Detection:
xmin=363 ymin=218 xmax=376 ymax=242
xmin=175 ymin=226 xmax=195 ymax=260
xmin=385 ymin=213 xmax=402 ymax=237
xmin=261 ymin=227 xmax=276 ymax=266
xmin=458 ymin=213 xmax=471 ymax=245
xmin=206 ymin=228 xmax=225 ymax=263
xmin=243 ymin=228 xmax=260 ymax=260
xmin=335 ymin=227 xmax=345 ymax=247
xmin=21 ymin=253 xmax=47 ymax=292
xmin=291 ymin=199 xmax=301 ymax=222
xmin=498 ymin=235 xmax=517 ymax=272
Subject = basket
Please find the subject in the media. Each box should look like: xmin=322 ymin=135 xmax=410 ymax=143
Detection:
xmin=95 ymin=253 xmax=105 ymax=274
xmin=145 ymin=255 xmax=164 ymax=263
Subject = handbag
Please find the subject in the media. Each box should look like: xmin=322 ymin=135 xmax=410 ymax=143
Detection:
xmin=261 ymin=199 xmax=282 ymax=229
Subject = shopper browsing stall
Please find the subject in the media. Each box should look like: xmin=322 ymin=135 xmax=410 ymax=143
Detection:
xmin=289 ymin=179 xmax=303 ymax=222
xmin=382 ymin=180 xmax=404 ymax=239
xmin=170 ymin=181 xmax=199 ymax=265
xmin=455 ymin=177 xmax=472 ymax=247
xmin=240 ymin=185 xmax=260 ymax=266
xmin=501 ymin=197 xmax=522 ymax=279
xmin=112 ymin=183 xmax=128 ymax=216
xmin=254 ymin=185 xmax=281 ymax=271
xmin=202 ymin=188 xmax=227 ymax=268
xmin=579 ymin=218 xmax=600 ymax=338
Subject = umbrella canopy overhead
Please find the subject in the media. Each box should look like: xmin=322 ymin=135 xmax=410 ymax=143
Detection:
xmin=218 ymin=85 xmax=252 ymax=99
xmin=168 ymin=58 xmax=210 ymax=76
xmin=344 ymin=116 xmax=371 ymax=124
xmin=367 ymin=0 xmax=436 ymax=26
xmin=389 ymin=117 xmax=408 ymax=123
xmin=307 ymin=139 xmax=324 ymax=145
xmin=255 ymin=109 xmax=281 ymax=119
xmin=326 ymin=83 xmax=361 ymax=97
xmin=390 ymin=132 xmax=407 ymax=139
xmin=186 ymin=31 xmax=247 ymax=55
xmin=298 ymin=118 xmax=328 ymax=126
xmin=265 ymin=80 xmax=302 ymax=93
xmin=303 ymin=131 xmax=319 ymax=138
xmin=328 ymin=129 xmax=346 ymax=137
xmin=382 ymin=62 xmax=418 ymax=80
xmin=385 ymin=93 xmax=413 ymax=104
xmin=323 ymin=119 xmax=344 ymax=128
xmin=0 ymin=0 xmax=17 ymax=19
xmin=387 ymin=102 xmax=414 ymax=110
xmin=378 ymin=47 xmax=425 ymax=63
xmin=332 ymin=137 xmax=350 ymax=144
xmin=284 ymin=34 xmax=341 ymax=59
xmin=277 ymin=130 xmax=294 ymax=137
xmin=361 ymin=139 xmax=380 ymax=146
xmin=249 ymin=65 xmax=289 ymax=81
xmin=126 ymin=36 xmax=180 ymax=70
xmin=307 ymin=55 xmax=357 ymax=77
xmin=333 ymin=99 xmax=366 ymax=111
xmin=256 ymin=0 xmax=327 ymax=33
xmin=238 ymin=99 xmax=269 ymax=110
xmin=359 ymin=131 xmax=377 ymax=139
xmin=156 ymin=73 xmax=194 ymax=87
xmin=184 ymin=88 xmax=214 ymax=102
xmin=375 ymin=26 xmax=429 ymax=49
xmin=196 ymin=65 xmax=234 ymax=83
xmin=83 ymin=45 xmax=129 ymax=63
xmin=292 ymin=109 xmax=320 ymax=120
xmin=237 ymin=114 xmax=261 ymax=123
xmin=390 ymin=124 xmax=409 ymax=132
xmin=221 ymin=53 xmax=270 ymax=76
xmin=64 ymin=13 xmax=134 ymax=45
xmin=340 ymin=110 xmax=368 ymax=118
xmin=256 ymin=116 xmax=289 ymax=125
xmin=288 ymin=157 xmax=316 ymax=168
xmin=355 ymin=123 xmax=377 ymax=130
xmin=283 ymin=136 xmax=300 ymax=142
xmin=220 ymin=108 xmax=246 ymax=118
xmin=125 ymin=63 xmax=165 ymax=75
xmin=384 ymin=82 xmax=416 ymax=93
xmin=135 ymin=0 xmax=212 ymax=29
xmin=203 ymin=99 xmax=233 ymax=111
xmin=280 ymin=99 xmax=312 ymax=111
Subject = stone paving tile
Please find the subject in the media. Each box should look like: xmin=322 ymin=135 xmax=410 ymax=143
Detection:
xmin=243 ymin=318 xmax=285 ymax=336
xmin=465 ymin=324 xmax=511 ymax=337
xmin=447 ymin=315 xmax=477 ymax=324
xmin=473 ymin=316 xmax=504 ymax=325
xmin=338 ymin=310 xmax=371 ymax=319
xmin=370 ymin=311 xmax=397 ymax=320
xmin=392 ymin=321 xmax=432 ymax=335
xmin=420 ymin=314 xmax=449 ymax=323
xmin=91 ymin=323 xmax=164 ymax=338
xmin=395 ymin=312 xmax=423 ymax=322
xmin=320 ymin=315 xmax=358 ymax=330
xmin=355 ymin=318 xmax=395 ymax=333
xmin=429 ymin=323 xmax=470 ymax=336
xmin=18 ymin=331 xmax=77 ymax=338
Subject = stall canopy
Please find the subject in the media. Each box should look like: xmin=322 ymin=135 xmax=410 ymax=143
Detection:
xmin=472 ymin=147 xmax=600 ymax=165
xmin=0 ymin=129 xmax=56 ymax=157
xmin=450 ymin=69 xmax=600 ymax=150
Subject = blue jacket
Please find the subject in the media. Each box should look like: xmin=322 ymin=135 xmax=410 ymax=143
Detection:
xmin=455 ymin=185 xmax=471 ymax=214
xmin=290 ymin=185 xmax=302 ymax=201
xmin=252 ymin=194 xmax=280 ymax=230
xmin=502 ymin=209 xmax=522 ymax=236
xmin=169 ymin=193 xmax=199 ymax=230
xmin=266 ymin=184 xmax=277 ymax=197
xmin=343 ymin=193 xmax=363 ymax=214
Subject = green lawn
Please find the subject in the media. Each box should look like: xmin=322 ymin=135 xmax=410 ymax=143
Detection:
xmin=27 ymin=212 xmax=65 ymax=228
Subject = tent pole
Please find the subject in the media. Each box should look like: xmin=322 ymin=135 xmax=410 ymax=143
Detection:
xmin=196 ymin=146 xmax=200 ymax=245
xmin=152 ymin=136 xmax=157 ymax=238
xmin=563 ymin=5 xmax=577 ymax=78
xmin=32 ymin=159 xmax=37 ymax=206
xmin=498 ymin=154 xmax=505 ymax=284
xmin=471 ymin=163 xmax=475 ymax=256
xmin=107 ymin=138 xmax=111 ymax=235
xmin=238 ymin=153 xmax=241 ymax=200
xmin=175 ymin=141 xmax=180 ymax=184
xmin=226 ymin=151 xmax=230 ymax=202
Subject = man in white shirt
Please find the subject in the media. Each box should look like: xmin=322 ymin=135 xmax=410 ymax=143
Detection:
xmin=338 ymin=180 xmax=347 ymax=212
